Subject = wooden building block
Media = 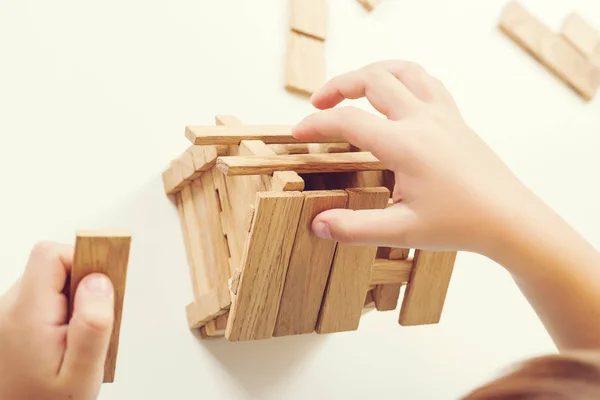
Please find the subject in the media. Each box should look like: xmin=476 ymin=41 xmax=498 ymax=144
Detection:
xmin=204 ymin=313 xmax=229 ymax=337
xmin=239 ymin=140 xmax=305 ymax=191
xmin=162 ymin=162 xmax=186 ymax=195
xmin=285 ymin=30 xmax=326 ymax=96
xmin=357 ymin=0 xmax=381 ymax=12
xmin=561 ymin=13 xmax=600 ymax=59
xmin=399 ymin=250 xmax=456 ymax=326
xmin=186 ymin=283 xmax=231 ymax=329
xmin=274 ymin=190 xmax=348 ymax=337
xmin=186 ymin=125 xmax=346 ymax=145
xmin=498 ymin=1 xmax=599 ymax=100
xmin=561 ymin=12 xmax=600 ymax=73
xmin=69 ymin=231 xmax=131 ymax=383
xmin=373 ymin=247 xmax=410 ymax=311
xmin=290 ymin=0 xmax=328 ymax=41
xmin=225 ymin=192 xmax=305 ymax=341
xmin=268 ymin=143 xmax=352 ymax=155
xmin=316 ymin=187 xmax=390 ymax=334
xmin=369 ymin=258 xmax=413 ymax=285
xmin=216 ymin=152 xmax=385 ymax=176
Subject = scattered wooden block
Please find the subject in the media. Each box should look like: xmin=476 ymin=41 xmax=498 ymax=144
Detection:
xmin=498 ymin=1 xmax=599 ymax=100
xmin=186 ymin=125 xmax=345 ymax=145
xmin=274 ymin=190 xmax=348 ymax=337
xmin=561 ymin=12 xmax=600 ymax=75
xmin=290 ymin=0 xmax=328 ymax=41
xmin=216 ymin=152 xmax=385 ymax=176
xmin=399 ymin=250 xmax=456 ymax=326
xmin=225 ymin=192 xmax=305 ymax=341
xmin=316 ymin=187 xmax=390 ymax=334
xmin=285 ymin=30 xmax=326 ymax=96
xmin=268 ymin=143 xmax=352 ymax=155
xmin=70 ymin=231 xmax=132 ymax=383
xmin=358 ymin=0 xmax=381 ymax=12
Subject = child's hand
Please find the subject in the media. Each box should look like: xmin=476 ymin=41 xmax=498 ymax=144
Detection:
xmin=293 ymin=60 xmax=533 ymax=257
xmin=0 ymin=242 xmax=114 ymax=400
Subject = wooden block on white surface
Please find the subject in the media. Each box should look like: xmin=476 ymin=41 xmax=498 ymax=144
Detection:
xmin=561 ymin=12 xmax=600 ymax=76
xmin=358 ymin=0 xmax=381 ymax=12
xmin=498 ymin=1 xmax=599 ymax=100
xmin=285 ymin=30 xmax=326 ymax=96
xmin=290 ymin=0 xmax=328 ymax=41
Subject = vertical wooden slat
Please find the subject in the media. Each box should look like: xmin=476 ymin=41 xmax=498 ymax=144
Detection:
xmin=70 ymin=231 xmax=131 ymax=383
xmin=290 ymin=0 xmax=328 ymax=41
xmin=225 ymin=192 xmax=305 ymax=341
xmin=274 ymin=190 xmax=348 ymax=337
xmin=316 ymin=187 xmax=390 ymax=334
xmin=399 ymin=250 xmax=457 ymax=326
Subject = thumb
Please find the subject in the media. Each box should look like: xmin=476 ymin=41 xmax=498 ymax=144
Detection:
xmin=59 ymin=273 xmax=114 ymax=385
xmin=311 ymin=205 xmax=416 ymax=247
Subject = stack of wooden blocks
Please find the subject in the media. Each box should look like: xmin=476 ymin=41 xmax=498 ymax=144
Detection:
xmin=499 ymin=1 xmax=600 ymax=101
xmin=162 ymin=115 xmax=457 ymax=341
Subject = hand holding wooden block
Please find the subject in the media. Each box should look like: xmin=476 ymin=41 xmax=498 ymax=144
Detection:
xmin=68 ymin=230 xmax=132 ymax=383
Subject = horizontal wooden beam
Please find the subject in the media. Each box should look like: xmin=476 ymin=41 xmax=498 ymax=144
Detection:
xmin=369 ymin=258 xmax=413 ymax=285
xmin=186 ymin=125 xmax=347 ymax=145
xmin=216 ymin=152 xmax=385 ymax=176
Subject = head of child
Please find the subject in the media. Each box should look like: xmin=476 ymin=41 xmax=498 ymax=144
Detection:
xmin=463 ymin=351 xmax=600 ymax=399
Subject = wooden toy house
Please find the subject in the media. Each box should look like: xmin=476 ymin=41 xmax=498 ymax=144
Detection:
xmin=162 ymin=115 xmax=457 ymax=341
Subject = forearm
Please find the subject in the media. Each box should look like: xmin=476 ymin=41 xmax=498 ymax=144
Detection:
xmin=487 ymin=191 xmax=600 ymax=350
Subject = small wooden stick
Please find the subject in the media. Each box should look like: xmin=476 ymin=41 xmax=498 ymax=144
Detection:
xmin=216 ymin=152 xmax=385 ymax=176
xmin=69 ymin=230 xmax=132 ymax=383
xmin=186 ymin=125 xmax=346 ymax=145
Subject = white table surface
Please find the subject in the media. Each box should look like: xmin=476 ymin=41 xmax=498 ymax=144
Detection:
xmin=1 ymin=0 xmax=599 ymax=398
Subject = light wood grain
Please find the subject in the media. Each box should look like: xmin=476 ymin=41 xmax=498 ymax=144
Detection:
xmin=499 ymin=1 xmax=599 ymax=100
xmin=290 ymin=0 xmax=328 ymax=41
xmin=285 ymin=30 xmax=326 ymax=96
xmin=274 ymin=190 xmax=348 ymax=337
xmin=186 ymin=125 xmax=345 ymax=145
xmin=268 ymin=143 xmax=352 ymax=155
xmin=70 ymin=231 xmax=131 ymax=383
xmin=369 ymin=258 xmax=413 ymax=285
xmin=239 ymin=140 xmax=305 ymax=191
xmin=186 ymin=283 xmax=231 ymax=329
xmin=399 ymin=250 xmax=456 ymax=326
xmin=226 ymin=192 xmax=305 ymax=341
xmin=216 ymin=152 xmax=385 ymax=176
xmin=316 ymin=187 xmax=390 ymax=334
xmin=561 ymin=12 xmax=600 ymax=75
xmin=373 ymin=247 xmax=409 ymax=311
xmin=357 ymin=0 xmax=380 ymax=12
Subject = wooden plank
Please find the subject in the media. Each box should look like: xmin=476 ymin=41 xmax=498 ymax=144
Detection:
xmin=186 ymin=283 xmax=231 ymax=329
xmin=186 ymin=125 xmax=345 ymax=145
xmin=268 ymin=143 xmax=352 ymax=155
xmin=373 ymin=247 xmax=410 ymax=311
xmin=204 ymin=312 xmax=229 ymax=337
xmin=357 ymin=0 xmax=381 ymax=12
xmin=176 ymin=193 xmax=200 ymax=300
xmin=162 ymin=161 xmax=186 ymax=195
xmin=316 ymin=187 xmax=390 ymax=334
xmin=399 ymin=250 xmax=456 ymax=326
xmin=561 ymin=12 xmax=600 ymax=72
xmin=216 ymin=152 xmax=384 ymax=176
xmin=561 ymin=13 xmax=600 ymax=59
xmin=285 ymin=30 xmax=326 ymax=96
xmin=69 ymin=231 xmax=131 ymax=383
xmin=498 ymin=1 xmax=599 ymax=100
xmin=369 ymin=258 xmax=413 ymax=285
xmin=274 ymin=190 xmax=348 ymax=337
xmin=290 ymin=0 xmax=328 ymax=41
xmin=225 ymin=192 xmax=305 ymax=341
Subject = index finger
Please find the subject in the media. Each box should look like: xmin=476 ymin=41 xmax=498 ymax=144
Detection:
xmin=20 ymin=241 xmax=73 ymax=298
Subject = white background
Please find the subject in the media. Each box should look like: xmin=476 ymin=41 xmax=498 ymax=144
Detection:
xmin=1 ymin=0 xmax=599 ymax=398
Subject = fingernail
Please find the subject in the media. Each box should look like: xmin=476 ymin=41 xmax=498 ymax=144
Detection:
xmin=313 ymin=221 xmax=332 ymax=240
xmin=83 ymin=274 xmax=113 ymax=297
